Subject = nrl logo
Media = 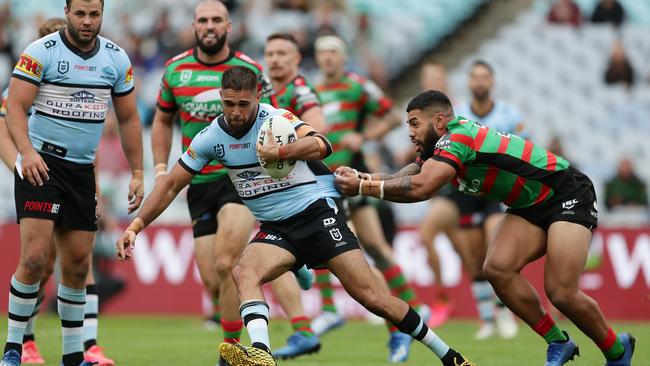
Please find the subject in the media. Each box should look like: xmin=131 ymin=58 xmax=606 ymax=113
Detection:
xmin=180 ymin=70 xmax=192 ymax=83
xmin=57 ymin=61 xmax=69 ymax=74
xmin=214 ymin=143 xmax=225 ymax=158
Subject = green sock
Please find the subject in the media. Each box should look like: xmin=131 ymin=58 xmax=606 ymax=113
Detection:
xmin=543 ymin=326 xmax=568 ymax=344
xmin=315 ymin=269 xmax=337 ymax=313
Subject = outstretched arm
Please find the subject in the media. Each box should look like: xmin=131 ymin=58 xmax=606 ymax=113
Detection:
xmin=335 ymin=159 xmax=456 ymax=203
xmin=116 ymin=163 xmax=194 ymax=260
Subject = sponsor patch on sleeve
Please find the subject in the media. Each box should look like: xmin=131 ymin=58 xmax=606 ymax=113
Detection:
xmin=15 ymin=54 xmax=43 ymax=79
xmin=125 ymin=66 xmax=133 ymax=84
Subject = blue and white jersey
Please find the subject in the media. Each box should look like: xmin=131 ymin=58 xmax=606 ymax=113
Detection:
xmin=179 ymin=103 xmax=338 ymax=222
xmin=454 ymin=100 xmax=526 ymax=137
xmin=1 ymin=87 xmax=35 ymax=117
xmin=12 ymin=29 xmax=134 ymax=163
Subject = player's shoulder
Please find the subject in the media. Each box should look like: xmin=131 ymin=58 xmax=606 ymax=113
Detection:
xmin=164 ymin=48 xmax=195 ymax=68
xmin=232 ymin=51 xmax=263 ymax=73
xmin=345 ymin=71 xmax=366 ymax=84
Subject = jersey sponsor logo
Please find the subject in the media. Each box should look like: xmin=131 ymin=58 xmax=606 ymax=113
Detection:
xmin=70 ymin=90 xmax=95 ymax=102
xmin=229 ymin=142 xmax=250 ymax=149
xmin=23 ymin=201 xmax=60 ymax=214
xmin=214 ymin=143 xmax=225 ymax=158
xmin=16 ymin=54 xmax=43 ymax=78
xmin=74 ymin=64 xmax=97 ymax=72
xmin=125 ymin=66 xmax=133 ymax=84
xmin=180 ymin=69 xmax=192 ymax=83
xmin=186 ymin=147 xmax=197 ymax=160
xmin=435 ymin=133 xmax=452 ymax=150
xmin=101 ymin=66 xmax=116 ymax=81
xmin=43 ymin=40 xmax=56 ymax=49
xmin=180 ymin=89 xmax=222 ymax=121
xmin=323 ymin=217 xmax=336 ymax=227
xmin=236 ymin=170 xmax=261 ymax=180
xmin=105 ymin=42 xmax=120 ymax=52
xmin=58 ymin=61 xmax=69 ymax=74
xmin=196 ymin=75 xmax=219 ymax=82
xmin=281 ymin=111 xmax=299 ymax=123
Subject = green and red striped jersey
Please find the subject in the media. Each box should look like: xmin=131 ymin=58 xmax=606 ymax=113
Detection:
xmin=317 ymin=72 xmax=392 ymax=170
xmin=157 ymin=48 xmax=275 ymax=184
xmin=274 ymin=75 xmax=320 ymax=117
xmin=429 ymin=117 xmax=570 ymax=208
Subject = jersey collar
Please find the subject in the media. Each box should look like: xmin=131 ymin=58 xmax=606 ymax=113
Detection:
xmin=59 ymin=29 xmax=101 ymax=60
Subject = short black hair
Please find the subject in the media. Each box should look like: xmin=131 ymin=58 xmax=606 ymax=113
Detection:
xmin=266 ymin=32 xmax=300 ymax=49
xmin=471 ymin=59 xmax=494 ymax=76
xmin=66 ymin=0 xmax=104 ymax=9
xmin=222 ymin=66 xmax=258 ymax=92
xmin=406 ymin=90 xmax=453 ymax=114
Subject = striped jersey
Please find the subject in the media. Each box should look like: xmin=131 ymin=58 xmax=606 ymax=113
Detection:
xmin=430 ymin=117 xmax=570 ymax=208
xmin=157 ymin=48 xmax=275 ymax=184
xmin=178 ymin=103 xmax=337 ymax=221
xmin=317 ymin=72 xmax=392 ymax=170
xmin=274 ymin=75 xmax=320 ymax=117
xmin=11 ymin=29 xmax=134 ymax=164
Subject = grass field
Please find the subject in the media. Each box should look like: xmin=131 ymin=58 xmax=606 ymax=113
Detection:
xmin=1 ymin=315 xmax=646 ymax=365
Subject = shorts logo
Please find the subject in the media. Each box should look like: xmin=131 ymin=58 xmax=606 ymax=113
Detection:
xmin=329 ymin=228 xmax=342 ymax=241
xmin=323 ymin=217 xmax=336 ymax=227
xmin=562 ymin=199 xmax=578 ymax=210
xmin=16 ymin=54 xmax=43 ymax=78
xmin=24 ymin=201 xmax=60 ymax=214
xmin=180 ymin=70 xmax=192 ymax=83
xmin=214 ymin=144 xmax=225 ymax=159
xmin=255 ymin=231 xmax=281 ymax=241
xmin=57 ymin=61 xmax=69 ymax=74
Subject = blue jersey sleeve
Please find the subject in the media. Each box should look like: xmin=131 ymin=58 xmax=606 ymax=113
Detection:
xmin=12 ymin=40 xmax=49 ymax=85
xmin=178 ymin=126 xmax=215 ymax=174
xmin=277 ymin=108 xmax=305 ymax=131
xmin=112 ymin=50 xmax=135 ymax=96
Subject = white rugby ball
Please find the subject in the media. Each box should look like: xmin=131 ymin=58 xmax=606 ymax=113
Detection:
xmin=258 ymin=112 xmax=298 ymax=178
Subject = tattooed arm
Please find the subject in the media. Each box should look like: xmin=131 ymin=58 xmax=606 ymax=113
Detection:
xmin=335 ymin=159 xmax=456 ymax=203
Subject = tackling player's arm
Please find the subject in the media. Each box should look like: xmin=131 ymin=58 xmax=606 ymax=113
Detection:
xmin=257 ymin=123 xmax=332 ymax=164
xmin=6 ymin=77 xmax=47 ymax=186
xmin=116 ymin=163 xmax=195 ymax=260
xmin=112 ymin=90 xmax=145 ymax=213
xmin=0 ymin=94 xmax=18 ymax=171
xmin=299 ymin=105 xmax=326 ymax=132
xmin=335 ymin=158 xmax=455 ymax=203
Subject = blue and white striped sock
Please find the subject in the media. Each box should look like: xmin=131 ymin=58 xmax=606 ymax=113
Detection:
xmin=83 ymin=285 xmax=98 ymax=350
xmin=5 ymin=276 xmax=39 ymax=354
xmin=58 ymin=284 xmax=85 ymax=365
xmin=240 ymin=300 xmax=270 ymax=351
xmin=471 ymin=279 xmax=495 ymax=323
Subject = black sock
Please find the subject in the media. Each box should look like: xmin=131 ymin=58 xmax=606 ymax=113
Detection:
xmin=84 ymin=339 xmax=97 ymax=351
xmin=252 ymin=342 xmax=271 ymax=354
xmin=23 ymin=334 xmax=35 ymax=343
xmin=62 ymin=351 xmax=84 ymax=366
xmin=4 ymin=342 xmax=22 ymax=356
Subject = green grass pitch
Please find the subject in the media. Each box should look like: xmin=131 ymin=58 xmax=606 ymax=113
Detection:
xmin=2 ymin=315 xmax=646 ymax=365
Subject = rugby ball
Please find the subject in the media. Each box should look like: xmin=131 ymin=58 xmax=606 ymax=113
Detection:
xmin=257 ymin=112 xmax=298 ymax=178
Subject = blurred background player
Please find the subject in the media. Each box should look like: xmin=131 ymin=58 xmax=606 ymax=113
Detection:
xmin=262 ymin=32 xmax=323 ymax=359
xmin=422 ymin=60 xmax=521 ymax=340
xmin=0 ymin=16 xmax=116 ymax=366
xmin=0 ymin=0 xmax=145 ymax=365
xmin=312 ymin=35 xmax=430 ymax=363
xmin=151 ymin=1 xmax=273 ymax=364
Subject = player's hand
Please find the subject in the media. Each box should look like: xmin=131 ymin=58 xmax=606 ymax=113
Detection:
xmin=256 ymin=129 xmax=280 ymax=167
xmin=340 ymin=132 xmax=364 ymax=152
xmin=335 ymin=166 xmax=371 ymax=180
xmin=128 ymin=170 xmax=144 ymax=214
xmin=116 ymin=230 xmax=136 ymax=261
xmin=335 ymin=170 xmax=361 ymax=197
xmin=20 ymin=149 xmax=49 ymax=186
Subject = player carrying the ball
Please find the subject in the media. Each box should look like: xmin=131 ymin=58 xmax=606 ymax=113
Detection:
xmin=115 ymin=66 xmax=475 ymax=366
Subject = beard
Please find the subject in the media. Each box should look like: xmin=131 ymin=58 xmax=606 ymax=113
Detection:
xmin=66 ymin=22 xmax=101 ymax=47
xmin=416 ymin=126 xmax=440 ymax=161
xmin=471 ymin=88 xmax=490 ymax=102
xmin=196 ymin=31 xmax=228 ymax=55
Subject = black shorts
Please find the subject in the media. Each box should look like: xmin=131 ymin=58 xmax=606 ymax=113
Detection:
xmin=252 ymin=198 xmax=360 ymax=270
xmin=187 ymin=178 xmax=243 ymax=238
xmin=14 ymin=152 xmax=97 ymax=231
xmin=442 ymin=189 xmax=503 ymax=228
xmin=507 ymin=168 xmax=598 ymax=231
